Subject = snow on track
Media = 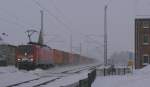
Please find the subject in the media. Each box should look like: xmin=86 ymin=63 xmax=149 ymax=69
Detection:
xmin=0 ymin=63 xmax=98 ymax=87
xmin=0 ymin=67 xmax=38 ymax=87
xmin=13 ymin=77 xmax=60 ymax=87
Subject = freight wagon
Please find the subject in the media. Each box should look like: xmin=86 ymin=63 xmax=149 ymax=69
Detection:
xmin=52 ymin=49 xmax=64 ymax=65
xmin=52 ymin=49 xmax=73 ymax=66
xmin=0 ymin=44 xmax=16 ymax=66
xmin=62 ymin=51 xmax=69 ymax=65
xmin=72 ymin=53 xmax=80 ymax=65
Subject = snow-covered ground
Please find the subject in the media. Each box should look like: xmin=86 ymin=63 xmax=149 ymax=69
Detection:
xmin=92 ymin=65 xmax=150 ymax=87
xmin=3 ymin=64 xmax=150 ymax=87
xmin=0 ymin=64 xmax=97 ymax=87
xmin=0 ymin=66 xmax=38 ymax=87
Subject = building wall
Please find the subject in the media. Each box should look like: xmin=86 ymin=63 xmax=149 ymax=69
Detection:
xmin=0 ymin=44 xmax=16 ymax=66
xmin=135 ymin=18 xmax=150 ymax=69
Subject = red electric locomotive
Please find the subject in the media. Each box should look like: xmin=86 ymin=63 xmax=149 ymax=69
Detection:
xmin=16 ymin=42 xmax=54 ymax=70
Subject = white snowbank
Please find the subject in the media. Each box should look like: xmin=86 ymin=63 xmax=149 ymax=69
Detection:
xmin=92 ymin=65 xmax=150 ymax=87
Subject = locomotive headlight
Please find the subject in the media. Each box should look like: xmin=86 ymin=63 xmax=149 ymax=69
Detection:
xmin=17 ymin=58 xmax=21 ymax=61
xmin=30 ymin=58 xmax=34 ymax=62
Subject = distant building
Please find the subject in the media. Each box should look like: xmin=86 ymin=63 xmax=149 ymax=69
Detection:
xmin=108 ymin=51 xmax=134 ymax=66
xmin=0 ymin=44 xmax=16 ymax=66
xmin=135 ymin=18 xmax=150 ymax=69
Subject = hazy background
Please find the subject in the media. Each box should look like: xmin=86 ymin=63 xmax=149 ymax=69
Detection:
xmin=0 ymin=0 xmax=148 ymax=62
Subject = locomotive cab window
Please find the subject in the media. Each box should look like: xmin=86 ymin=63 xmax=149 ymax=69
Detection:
xmin=18 ymin=45 xmax=33 ymax=54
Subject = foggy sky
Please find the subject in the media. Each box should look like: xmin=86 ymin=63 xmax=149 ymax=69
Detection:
xmin=0 ymin=0 xmax=146 ymax=61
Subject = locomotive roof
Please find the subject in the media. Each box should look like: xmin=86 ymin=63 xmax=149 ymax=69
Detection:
xmin=18 ymin=42 xmax=51 ymax=49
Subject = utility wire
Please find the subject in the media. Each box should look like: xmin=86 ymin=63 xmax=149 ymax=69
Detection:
xmin=32 ymin=0 xmax=103 ymax=52
xmin=49 ymin=0 xmax=87 ymax=37
xmin=32 ymin=0 xmax=71 ymax=32
xmin=32 ymin=0 xmax=89 ymax=38
xmin=0 ymin=16 xmax=27 ymax=29
xmin=49 ymin=0 xmax=72 ymax=25
xmin=0 ymin=7 xmax=38 ymax=29
xmin=106 ymin=0 xmax=112 ymax=6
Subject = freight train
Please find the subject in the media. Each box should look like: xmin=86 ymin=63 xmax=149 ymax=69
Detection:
xmin=15 ymin=42 xmax=95 ymax=70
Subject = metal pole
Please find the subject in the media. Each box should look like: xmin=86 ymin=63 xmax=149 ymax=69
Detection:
xmin=40 ymin=10 xmax=43 ymax=32
xmin=70 ymin=34 xmax=73 ymax=61
xmin=80 ymin=43 xmax=82 ymax=59
xmin=86 ymin=37 xmax=89 ymax=57
xmin=38 ymin=10 xmax=44 ymax=44
xmin=104 ymin=5 xmax=108 ymax=66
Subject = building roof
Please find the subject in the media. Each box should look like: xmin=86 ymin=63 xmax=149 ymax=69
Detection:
xmin=135 ymin=18 xmax=150 ymax=20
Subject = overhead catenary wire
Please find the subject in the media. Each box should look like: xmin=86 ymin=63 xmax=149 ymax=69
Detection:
xmin=48 ymin=0 xmax=72 ymax=25
xmin=32 ymin=0 xmax=75 ymax=56
xmin=32 ymin=0 xmax=104 ymax=56
xmin=31 ymin=0 xmax=71 ymax=32
xmin=32 ymin=0 xmax=90 ymax=38
xmin=0 ymin=16 xmax=28 ymax=29
xmin=106 ymin=0 xmax=112 ymax=6
xmin=0 ymin=7 xmax=39 ymax=29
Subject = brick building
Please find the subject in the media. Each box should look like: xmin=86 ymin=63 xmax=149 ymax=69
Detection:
xmin=135 ymin=18 xmax=150 ymax=69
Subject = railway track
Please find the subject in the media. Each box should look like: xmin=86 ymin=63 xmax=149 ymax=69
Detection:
xmin=6 ymin=64 xmax=99 ymax=87
xmin=6 ymin=78 xmax=41 ymax=87
xmin=32 ymin=78 xmax=60 ymax=87
xmin=6 ymin=76 xmax=60 ymax=87
xmin=49 ymin=64 xmax=98 ymax=74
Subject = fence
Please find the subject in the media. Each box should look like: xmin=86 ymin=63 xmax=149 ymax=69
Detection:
xmin=96 ymin=65 xmax=131 ymax=76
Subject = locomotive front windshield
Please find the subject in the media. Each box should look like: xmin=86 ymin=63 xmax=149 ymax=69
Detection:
xmin=18 ymin=45 xmax=33 ymax=54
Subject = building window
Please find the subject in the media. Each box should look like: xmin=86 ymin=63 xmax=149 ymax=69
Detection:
xmin=143 ymin=35 xmax=149 ymax=45
xmin=143 ymin=54 xmax=149 ymax=65
xmin=143 ymin=21 xmax=149 ymax=29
